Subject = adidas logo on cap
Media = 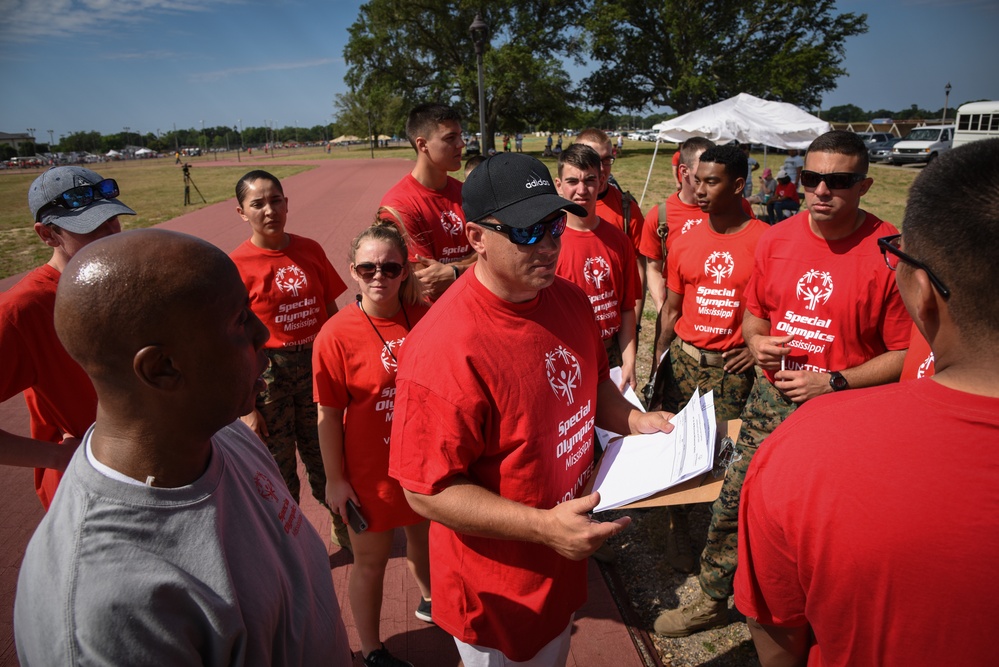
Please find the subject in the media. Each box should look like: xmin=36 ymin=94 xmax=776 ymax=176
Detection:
xmin=525 ymin=173 xmax=552 ymax=189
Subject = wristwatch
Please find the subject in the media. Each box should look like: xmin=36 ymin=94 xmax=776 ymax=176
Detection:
xmin=829 ymin=371 xmax=849 ymax=392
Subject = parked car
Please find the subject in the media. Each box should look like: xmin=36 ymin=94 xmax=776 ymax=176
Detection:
xmin=869 ymin=136 xmax=902 ymax=163
xmin=888 ymin=125 xmax=954 ymax=165
xmin=855 ymin=132 xmax=894 ymax=147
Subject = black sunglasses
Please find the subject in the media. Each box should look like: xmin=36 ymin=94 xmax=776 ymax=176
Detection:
xmin=354 ymin=262 xmax=404 ymax=280
xmin=41 ymin=179 xmax=120 ymax=220
xmin=800 ymin=171 xmax=867 ymax=190
xmin=478 ymin=213 xmax=567 ymax=246
xmin=877 ymin=234 xmax=950 ymax=299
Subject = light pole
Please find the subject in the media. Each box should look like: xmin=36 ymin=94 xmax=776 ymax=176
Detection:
xmin=942 ymin=82 xmax=952 ymax=124
xmin=47 ymin=129 xmax=54 ymax=148
xmin=200 ymin=120 xmax=205 ymax=155
xmin=469 ymin=14 xmax=489 ymax=154
xmin=234 ymin=125 xmax=241 ymax=162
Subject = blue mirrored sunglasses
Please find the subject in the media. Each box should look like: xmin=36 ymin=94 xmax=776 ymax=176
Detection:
xmin=478 ymin=213 xmax=567 ymax=246
xmin=43 ymin=178 xmax=120 ymax=218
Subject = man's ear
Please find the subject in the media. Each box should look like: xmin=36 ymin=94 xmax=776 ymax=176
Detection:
xmin=733 ymin=177 xmax=746 ymax=197
xmin=34 ymin=222 xmax=62 ymax=248
xmin=465 ymin=222 xmax=487 ymax=255
xmin=133 ymin=345 xmax=182 ymax=391
xmin=414 ymin=135 xmax=429 ymax=155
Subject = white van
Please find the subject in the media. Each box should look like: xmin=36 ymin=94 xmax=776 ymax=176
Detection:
xmin=888 ymin=125 xmax=954 ymax=165
xmin=953 ymin=101 xmax=999 ymax=148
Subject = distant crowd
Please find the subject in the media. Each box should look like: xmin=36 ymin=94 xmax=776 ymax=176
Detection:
xmin=2 ymin=101 xmax=997 ymax=667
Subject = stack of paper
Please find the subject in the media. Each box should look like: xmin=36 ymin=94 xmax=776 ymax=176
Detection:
xmin=591 ymin=389 xmax=716 ymax=512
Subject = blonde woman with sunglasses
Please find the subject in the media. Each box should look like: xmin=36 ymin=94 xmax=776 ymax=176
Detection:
xmin=312 ymin=217 xmax=431 ymax=667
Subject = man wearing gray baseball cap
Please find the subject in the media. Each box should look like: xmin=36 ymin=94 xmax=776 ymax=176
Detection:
xmin=0 ymin=166 xmax=135 ymax=508
xmin=389 ymin=153 xmax=678 ymax=666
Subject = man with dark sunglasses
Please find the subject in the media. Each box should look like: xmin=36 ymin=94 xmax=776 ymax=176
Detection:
xmin=0 ymin=166 xmax=134 ymax=509
xmin=655 ymin=130 xmax=911 ymax=637
xmin=735 ymin=137 xmax=999 ymax=667
xmin=389 ymin=153 xmax=677 ymax=666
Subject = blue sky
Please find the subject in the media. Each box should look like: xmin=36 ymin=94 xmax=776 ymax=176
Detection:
xmin=0 ymin=0 xmax=996 ymax=141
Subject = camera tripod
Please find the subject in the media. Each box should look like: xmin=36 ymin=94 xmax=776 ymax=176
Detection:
xmin=182 ymin=164 xmax=206 ymax=206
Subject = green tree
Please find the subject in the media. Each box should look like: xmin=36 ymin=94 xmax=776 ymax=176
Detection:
xmin=824 ymin=104 xmax=867 ymax=123
xmin=581 ymin=0 xmax=867 ymax=114
xmin=333 ymin=85 xmax=407 ymax=149
xmin=343 ymin=0 xmax=584 ymax=151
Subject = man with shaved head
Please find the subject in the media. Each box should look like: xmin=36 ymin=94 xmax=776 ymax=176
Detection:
xmin=14 ymin=229 xmax=350 ymax=665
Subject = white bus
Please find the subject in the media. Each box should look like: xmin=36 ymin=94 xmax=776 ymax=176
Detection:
xmin=953 ymin=101 xmax=999 ymax=148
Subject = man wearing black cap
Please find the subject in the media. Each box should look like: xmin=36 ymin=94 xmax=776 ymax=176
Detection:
xmin=0 ymin=166 xmax=134 ymax=508
xmin=389 ymin=153 xmax=676 ymax=666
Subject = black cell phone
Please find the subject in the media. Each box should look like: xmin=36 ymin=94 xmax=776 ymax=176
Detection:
xmin=345 ymin=499 xmax=368 ymax=534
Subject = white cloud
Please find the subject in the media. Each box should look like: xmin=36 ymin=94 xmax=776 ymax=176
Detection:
xmin=0 ymin=0 xmax=234 ymax=41
xmin=189 ymin=58 xmax=337 ymax=83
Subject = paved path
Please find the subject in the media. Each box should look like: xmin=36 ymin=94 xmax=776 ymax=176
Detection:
xmin=0 ymin=158 xmax=648 ymax=666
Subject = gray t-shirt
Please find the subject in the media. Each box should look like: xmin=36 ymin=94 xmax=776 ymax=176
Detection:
xmin=15 ymin=421 xmax=350 ymax=666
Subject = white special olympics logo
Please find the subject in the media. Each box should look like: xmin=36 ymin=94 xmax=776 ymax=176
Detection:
xmin=545 ymin=345 xmax=581 ymax=406
xmin=275 ymin=264 xmax=308 ymax=296
xmin=917 ymin=352 xmax=935 ymax=378
xmin=681 ymin=218 xmax=702 ymax=234
xmin=380 ymin=338 xmax=405 ymax=373
xmin=583 ymin=256 xmax=611 ymax=290
xmin=796 ymin=269 xmax=834 ymax=311
xmin=704 ymin=251 xmax=734 ymax=285
xmin=440 ymin=210 xmax=464 ymax=237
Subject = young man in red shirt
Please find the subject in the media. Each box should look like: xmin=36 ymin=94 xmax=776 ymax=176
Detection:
xmin=0 ymin=166 xmax=134 ymax=508
xmin=736 ymin=137 xmax=999 ymax=667
xmin=380 ymin=103 xmax=476 ymax=299
xmin=575 ymin=128 xmax=647 ymax=327
xmin=639 ymin=137 xmax=715 ymax=315
xmin=555 ymin=143 xmax=642 ymax=391
xmin=655 ymin=130 xmax=911 ymax=637
xmin=390 ymin=153 xmax=676 ymax=666
xmin=651 ymin=144 xmax=769 ymax=573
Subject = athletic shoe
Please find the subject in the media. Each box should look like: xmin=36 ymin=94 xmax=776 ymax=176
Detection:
xmin=363 ymin=644 xmax=413 ymax=667
xmin=653 ymin=592 xmax=727 ymax=637
xmin=414 ymin=597 xmax=433 ymax=623
xmin=330 ymin=513 xmax=352 ymax=552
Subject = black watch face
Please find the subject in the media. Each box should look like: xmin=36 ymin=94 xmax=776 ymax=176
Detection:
xmin=831 ymin=373 xmax=848 ymax=391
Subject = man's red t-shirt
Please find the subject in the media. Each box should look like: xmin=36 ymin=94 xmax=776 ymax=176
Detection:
xmin=595 ymin=186 xmax=644 ymax=254
xmin=900 ymin=322 xmax=935 ymax=380
xmin=744 ymin=212 xmax=911 ymax=383
xmin=556 ymin=221 xmax=641 ymax=341
xmin=0 ymin=264 xmax=97 ymax=508
xmin=230 ymin=234 xmax=347 ymax=349
xmin=313 ymin=302 xmax=429 ymax=532
xmin=389 ymin=269 xmax=608 ymax=661
xmin=379 ymin=174 xmax=469 ymax=264
xmin=667 ymin=218 xmax=769 ymax=350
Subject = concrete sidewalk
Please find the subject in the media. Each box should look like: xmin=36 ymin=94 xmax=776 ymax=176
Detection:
xmin=0 ymin=157 xmax=649 ymax=666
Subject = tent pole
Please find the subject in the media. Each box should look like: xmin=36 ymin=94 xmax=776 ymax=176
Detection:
xmin=640 ymin=139 xmax=661 ymax=208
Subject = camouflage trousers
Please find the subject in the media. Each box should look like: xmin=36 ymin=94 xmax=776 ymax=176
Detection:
xmin=661 ymin=337 xmax=756 ymax=421
xmin=699 ymin=368 xmax=796 ymax=600
xmin=257 ymin=347 xmax=327 ymax=507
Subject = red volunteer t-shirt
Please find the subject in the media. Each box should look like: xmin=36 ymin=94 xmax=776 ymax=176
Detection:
xmin=595 ymin=185 xmax=644 ymax=254
xmin=0 ymin=264 xmax=97 ymax=508
xmin=900 ymin=322 xmax=935 ymax=380
xmin=556 ymin=221 xmax=641 ymax=341
xmin=735 ymin=381 xmax=999 ymax=666
xmin=379 ymin=174 xmax=469 ymax=264
xmin=389 ymin=268 xmax=608 ymax=661
xmin=744 ymin=212 xmax=911 ymax=383
xmin=668 ymin=218 xmax=769 ymax=350
xmin=313 ymin=302 xmax=429 ymax=532
xmin=230 ymin=234 xmax=347 ymax=349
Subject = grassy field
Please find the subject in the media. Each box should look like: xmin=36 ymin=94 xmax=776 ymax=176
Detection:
xmin=0 ymin=136 xmax=918 ymax=280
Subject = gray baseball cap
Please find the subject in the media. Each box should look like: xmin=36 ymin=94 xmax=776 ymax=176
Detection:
xmin=29 ymin=166 xmax=136 ymax=233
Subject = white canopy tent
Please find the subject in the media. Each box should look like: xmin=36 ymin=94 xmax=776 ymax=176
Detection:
xmin=639 ymin=93 xmax=831 ymax=205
